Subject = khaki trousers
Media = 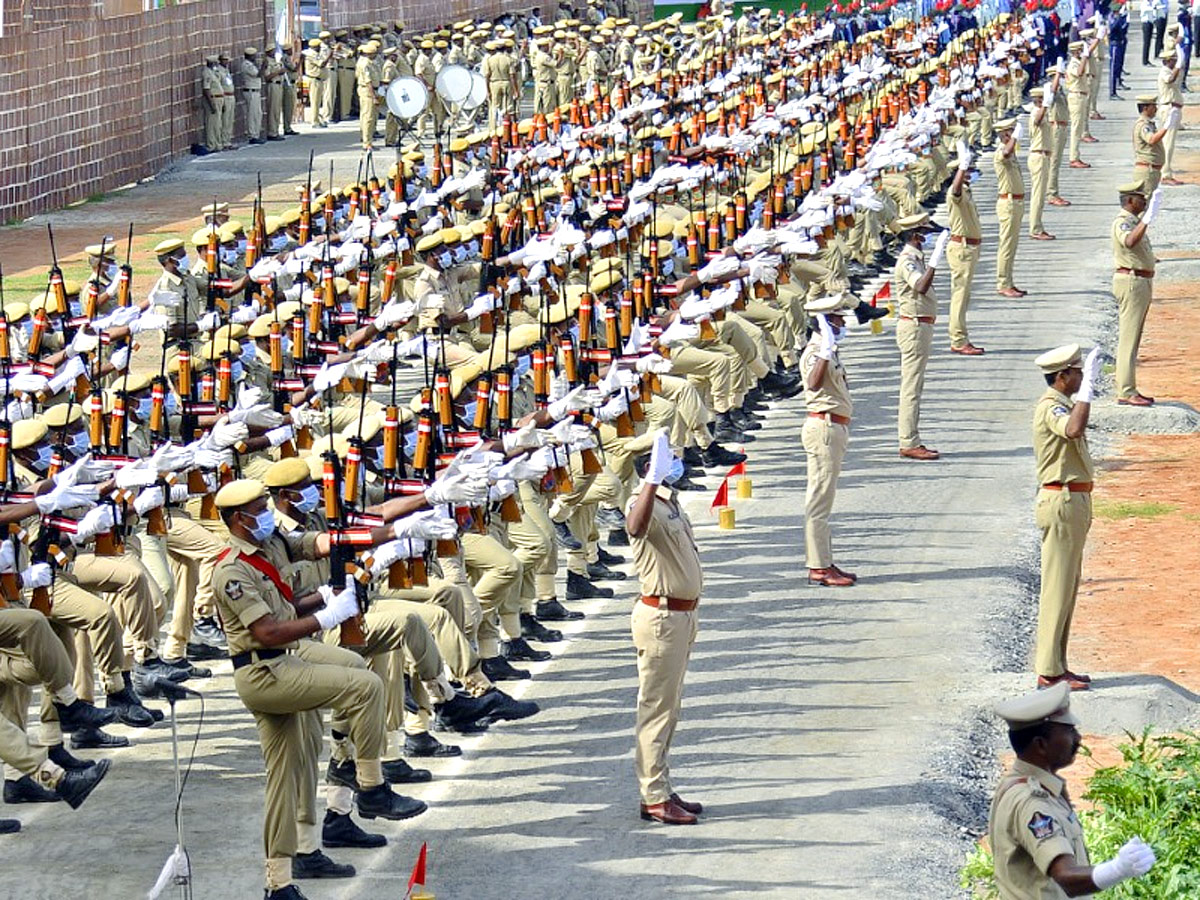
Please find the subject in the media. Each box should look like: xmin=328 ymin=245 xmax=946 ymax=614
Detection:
xmin=378 ymin=580 xmax=490 ymax=697
xmin=319 ymin=73 xmax=336 ymax=124
xmin=1161 ymin=117 xmax=1178 ymax=179
xmin=1034 ymin=489 xmax=1092 ymax=677
xmin=221 ymin=93 xmax=235 ymax=148
xmin=669 ymin=344 xmax=735 ymax=414
xmin=1027 ymin=152 xmax=1050 ymax=236
xmin=266 ymin=82 xmax=283 ymax=137
xmin=52 ymin=575 xmax=125 ymax=699
xmin=338 ymin=68 xmax=355 ymax=119
xmin=282 ymin=80 xmax=296 ymax=130
xmin=946 ymin=242 xmax=979 ymax=349
xmin=162 ymin=513 xmax=225 ymax=660
xmin=0 ymin=603 xmax=81 ymax=751
xmin=655 ymin=374 xmax=713 ymax=449
xmin=204 ymin=101 xmax=221 ymax=149
xmin=533 ymin=81 xmax=557 ymax=115
xmin=233 ymin=643 xmax=384 ymax=872
xmin=1113 ymin=273 xmax=1153 ymax=399
xmin=896 ymin=319 xmax=933 ymax=450
xmin=358 ymin=91 xmax=377 ymax=147
xmin=1048 ymin=125 xmax=1068 ymax=197
xmin=488 ymin=83 xmax=511 ymax=128
xmin=244 ymin=89 xmax=262 ymax=140
xmin=994 ymin=198 xmax=1023 ymax=291
xmin=460 ymin=532 xmax=523 ymax=657
xmin=631 ymin=600 xmax=697 ymax=805
xmin=508 ymin=484 xmax=558 ymax=608
xmin=1067 ymin=94 xmax=1087 ymax=161
xmin=307 ymin=77 xmax=327 ymax=125
xmin=801 ymin=417 xmax=848 ymax=569
xmin=71 ymin=546 xmax=162 ymax=667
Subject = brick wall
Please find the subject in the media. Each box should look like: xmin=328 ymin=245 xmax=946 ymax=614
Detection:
xmin=0 ymin=0 xmax=271 ymax=223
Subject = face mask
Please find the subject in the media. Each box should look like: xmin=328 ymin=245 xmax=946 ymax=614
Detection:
xmin=136 ymin=397 xmax=154 ymax=421
xmin=466 ymin=239 xmax=480 ymax=257
xmin=230 ymin=361 xmax=244 ymax=382
xmin=245 ymin=508 xmax=276 ymax=541
xmin=280 ymin=335 xmax=292 ymax=357
xmin=403 ymin=430 xmax=418 ymax=457
xmin=68 ymin=430 xmax=90 ymax=456
xmin=437 ymin=251 xmax=453 ymax=268
xmin=104 ymin=263 xmax=119 ymax=281
xmin=176 ymin=253 xmax=191 ymax=270
xmin=20 ymin=320 xmax=33 ymax=337
xmin=30 ymin=445 xmax=53 ymax=473
xmin=291 ymin=484 xmax=320 ymax=514
xmin=513 ymin=355 xmax=531 ymax=378
xmin=460 ymin=401 xmax=478 ymax=425
xmin=240 ymin=342 xmax=257 ymax=366
xmin=69 ymin=300 xmax=83 ymax=318
xmin=220 ymin=248 xmax=238 ymax=265
xmin=661 ymin=258 xmax=675 ymax=277
xmin=236 ymin=239 xmax=248 ymax=253
xmin=454 ymin=246 xmax=468 ymax=263
xmin=164 ymin=393 xmax=179 ymax=417
xmin=663 ymin=456 xmax=685 ymax=485
xmin=968 ymin=170 xmax=981 ymax=184
xmin=416 ymin=164 xmax=429 ymax=179
xmin=372 ymin=445 xmax=387 ymax=469
xmin=270 ymin=235 xmax=289 ymax=252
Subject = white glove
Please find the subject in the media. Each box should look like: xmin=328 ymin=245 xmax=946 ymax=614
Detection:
xmin=645 ymin=429 xmax=673 ymax=486
xmin=425 ymin=471 xmax=488 ymax=506
xmin=313 ymin=577 xmax=359 ymax=631
xmin=133 ymin=486 xmax=166 ymax=516
xmin=374 ymin=300 xmax=416 ymax=331
xmin=230 ymin=302 xmax=261 ymax=325
xmin=367 ymin=539 xmax=404 ymax=575
xmin=129 ymin=312 xmax=169 ymax=335
xmin=149 ymin=288 xmax=183 ymax=309
xmin=498 ymin=453 xmax=550 ymax=481
xmin=67 ymin=329 xmax=99 ymax=358
xmin=465 ymin=294 xmax=499 ymax=322
xmin=192 ymin=446 xmax=234 ymax=470
xmin=501 ymin=422 xmax=544 ymax=452
xmin=115 ymin=460 xmax=160 ymax=489
xmin=204 ymin=419 xmax=249 ymax=450
xmin=955 ymin=138 xmax=973 ymax=172
xmin=565 ymin=423 xmax=597 ymax=451
xmin=747 ymin=255 xmax=780 ymax=285
xmin=816 ymin=314 xmax=837 ymax=361
xmin=636 ymin=353 xmax=673 ymax=374
xmin=595 ymin=392 xmax=629 ymax=423
xmin=1077 ymin=347 xmax=1102 ymax=403
xmin=195 ymin=311 xmax=220 ymax=333
xmin=289 ymin=405 xmax=322 ymax=429
xmin=73 ymin=505 xmax=116 ymax=542
xmin=658 ymin=319 xmax=701 ymax=346
xmin=0 ymin=541 xmax=15 ymax=573
xmin=696 ymin=255 xmax=740 ymax=284
xmin=266 ymin=425 xmax=294 ymax=447
xmin=109 ymin=346 xmax=130 ymax=372
xmin=1144 ymin=188 xmax=1163 ymax=225
xmin=392 ymin=508 xmax=459 ymax=540
xmin=1041 ymin=83 xmax=1054 ymax=108
xmin=312 ymin=361 xmax=349 ymax=393
xmin=19 ymin=563 xmax=52 ymax=590
xmin=229 ymin=401 xmax=286 ymax=430
xmin=1012 ymin=120 xmax=1025 ymax=144
xmin=6 ymin=373 xmax=50 ymax=395
xmin=47 ymin=357 xmax=88 ymax=396
xmin=546 ymin=385 xmax=591 ymax=421
xmin=34 ymin=483 xmax=101 ymax=515
xmin=150 ymin=442 xmax=195 ymax=473
xmin=927 ymin=230 xmax=950 ymax=270
xmin=1167 ymin=107 xmax=1181 ymax=130
xmin=488 ymin=478 xmax=517 ymax=501
xmin=1093 ymin=837 xmax=1156 ymax=890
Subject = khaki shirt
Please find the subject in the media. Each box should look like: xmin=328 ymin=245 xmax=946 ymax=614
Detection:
xmin=1111 ymin=211 xmax=1155 ymax=274
xmin=1064 ymin=56 xmax=1086 ymax=93
xmin=1132 ymin=115 xmax=1165 ymax=167
xmin=947 ymin=184 xmax=981 ymax=239
xmin=994 ymin=146 xmax=1025 ymax=197
xmin=1028 ymin=108 xmax=1052 ymax=154
xmin=212 ymin=532 xmax=304 ymax=656
xmin=154 ymin=269 xmax=205 ymax=326
xmin=356 ymin=55 xmax=379 ymax=93
xmin=799 ymin=333 xmax=852 ymax=418
xmin=482 ymin=51 xmax=513 ymax=85
xmin=1157 ymin=65 xmax=1183 ymax=107
xmin=1033 ymin=387 xmax=1094 ymax=485
xmin=238 ymin=58 xmax=261 ymax=90
xmin=988 ymin=759 xmax=1090 ymax=900
xmin=625 ymin=485 xmax=702 ymax=601
xmin=893 ymin=243 xmax=937 ymax=318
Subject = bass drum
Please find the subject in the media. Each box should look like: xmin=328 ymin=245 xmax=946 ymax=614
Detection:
xmin=385 ymin=76 xmax=428 ymax=120
xmin=462 ymin=71 xmax=488 ymax=111
xmin=435 ymin=63 xmax=473 ymax=105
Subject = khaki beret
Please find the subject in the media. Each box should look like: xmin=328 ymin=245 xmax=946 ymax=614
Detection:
xmin=113 ymin=371 xmax=155 ymax=394
xmin=215 ymin=479 xmax=267 ymax=509
xmin=993 ymin=117 xmax=1017 ymax=131
xmin=994 ymin=681 xmax=1079 ymax=729
xmin=894 ymin=212 xmax=932 ymax=232
xmin=416 ymin=233 xmax=443 ymax=253
xmin=589 ymin=268 xmax=623 ymax=295
xmin=1135 ymin=93 xmax=1158 ymax=104
xmin=84 ymin=243 xmax=117 ymax=259
xmin=42 ymin=403 xmax=83 ymax=428
xmin=12 ymin=419 xmax=48 ymax=450
xmin=3 ymin=302 xmax=30 ymax=322
xmin=153 ymin=238 xmax=185 ymax=256
xmin=1034 ymin=343 xmax=1082 ymax=374
xmin=264 ymin=457 xmax=313 ymax=488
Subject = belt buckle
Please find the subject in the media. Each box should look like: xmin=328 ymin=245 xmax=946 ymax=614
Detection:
xmin=658 ymin=595 xmax=669 ymax=609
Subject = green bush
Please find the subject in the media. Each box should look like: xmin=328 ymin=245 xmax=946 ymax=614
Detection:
xmin=960 ymin=731 xmax=1200 ymax=898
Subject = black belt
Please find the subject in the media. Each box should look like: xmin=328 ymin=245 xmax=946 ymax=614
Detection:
xmin=231 ymin=648 xmax=286 ymax=669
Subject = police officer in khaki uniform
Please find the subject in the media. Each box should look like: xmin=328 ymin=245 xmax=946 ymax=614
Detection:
xmin=482 ymin=39 xmax=517 ymax=129
xmin=946 ymin=137 xmax=984 ymax=355
xmin=356 ymin=42 xmax=381 ymax=151
xmin=893 ymin=213 xmax=945 ymax=461
xmin=1031 ymin=344 xmax=1101 ymax=691
xmin=1111 ymin=183 xmax=1162 ymax=407
xmin=303 ymin=36 xmax=333 ymax=128
xmin=1156 ymin=50 xmax=1184 ymax=185
xmin=239 ymin=47 xmax=265 ymax=145
xmin=262 ymin=52 xmax=286 ymax=142
xmin=989 ymin=682 xmax=1157 ymax=896
xmin=210 ymin=479 xmax=425 ymax=899
xmin=216 ymin=52 xmax=237 ymax=150
xmin=200 ymin=55 xmax=222 ymax=154
xmin=799 ymin=293 xmax=856 ymax=588
xmin=334 ymin=31 xmax=356 ymax=122
xmin=1131 ymin=94 xmax=1170 ymax=194
xmin=1064 ymin=41 xmax=1090 ymax=167
xmin=280 ymin=49 xmax=299 ymax=135
xmin=993 ymin=118 xmax=1027 ymax=296
xmin=1028 ymin=80 xmax=1058 ymax=241
xmin=626 ymin=431 xmax=703 ymax=826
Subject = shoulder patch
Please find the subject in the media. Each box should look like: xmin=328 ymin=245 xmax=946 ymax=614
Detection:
xmin=225 ymin=580 xmax=244 ymax=601
xmin=1028 ymin=812 xmax=1056 ymax=840
xmin=1052 ymin=405 xmax=1070 ymax=417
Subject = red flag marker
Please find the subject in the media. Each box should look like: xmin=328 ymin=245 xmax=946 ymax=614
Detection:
xmin=406 ymin=842 xmax=428 ymax=898
xmin=872 ymin=281 xmax=890 ymax=308
xmin=726 ymin=461 xmax=746 ymax=479
xmin=710 ymin=478 xmax=729 ymax=510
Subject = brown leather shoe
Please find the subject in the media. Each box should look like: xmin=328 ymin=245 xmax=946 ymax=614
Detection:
xmin=1048 ymin=196 xmax=1071 ymax=206
xmin=1117 ymin=393 xmax=1155 ymax=407
xmin=1090 ymin=112 xmax=1106 ymax=120
xmin=831 ymin=564 xmax=858 ymax=582
xmin=951 ymin=343 xmax=985 ymax=356
xmin=1030 ymin=231 xmax=1056 ymax=241
xmin=1063 ymin=670 xmax=1092 ymax=684
xmin=640 ymin=799 xmax=698 ymax=825
xmin=670 ymin=793 xmax=703 ymax=815
xmin=1069 ymin=159 xmax=1091 ymax=168
xmin=1038 ymin=673 xmax=1089 ymax=692
xmin=1082 ymin=135 xmax=1099 ymax=143
xmin=899 ymin=445 xmax=940 ymax=461
xmin=996 ymin=287 xmax=1025 ymax=298
xmin=808 ymin=567 xmax=855 ymax=587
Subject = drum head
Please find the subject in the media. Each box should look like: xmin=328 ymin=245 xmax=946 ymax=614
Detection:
xmin=386 ymin=77 xmax=428 ymax=119
xmin=435 ymin=64 xmax=474 ymax=104
xmin=462 ymin=71 xmax=488 ymax=111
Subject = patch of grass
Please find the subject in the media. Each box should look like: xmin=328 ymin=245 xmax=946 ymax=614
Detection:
xmin=1094 ymin=500 xmax=1178 ymax=520
xmin=962 ymin=731 xmax=1200 ymax=898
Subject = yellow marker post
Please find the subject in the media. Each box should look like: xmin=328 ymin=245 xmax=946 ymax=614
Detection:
xmin=718 ymin=507 xmax=736 ymax=529
xmin=736 ymin=477 xmax=752 ymax=499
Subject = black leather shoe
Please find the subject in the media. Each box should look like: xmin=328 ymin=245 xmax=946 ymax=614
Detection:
xmin=403 ymin=732 xmax=461 ymax=758
xmin=322 ymin=811 xmax=386 ymax=849
xmin=595 ymin=505 xmax=625 ymax=529
xmin=535 ymin=597 xmax=584 ymax=620
xmin=481 ymin=654 xmax=531 ymax=681
xmin=106 ymin=686 xmax=155 ymax=728
xmin=4 ymin=775 xmax=59 ymax=804
xmin=55 ymin=759 xmax=110 ymax=809
xmin=596 ymin=546 xmax=625 ymax=566
xmin=702 ymin=443 xmax=746 ymax=467
xmin=160 ymin=657 xmax=213 ymax=679
xmin=520 ymin=611 xmax=562 ymax=642
xmin=325 ymin=757 xmax=359 ymax=791
xmin=729 ymin=408 xmax=761 ymax=432
xmin=0 ymin=819 xmax=18 ymax=834
xmin=126 ymin=674 xmax=166 ymax=721
xmin=607 ymin=527 xmax=630 ymax=547
xmin=682 ymin=446 xmax=705 ymax=467
xmin=672 ymin=475 xmax=706 ymax=491
xmin=435 ymin=690 xmax=501 ymax=731
xmin=48 ymin=744 xmax=94 ymax=770
xmin=553 ymin=520 xmax=583 ymax=550
xmin=135 ymin=657 xmax=191 ymax=683
xmin=54 ymin=698 xmax=116 ymax=733
xmin=586 ymin=560 xmax=627 ymax=581
xmin=502 ymin=637 xmax=552 ymax=662
xmin=382 ymin=758 xmax=432 ymax=784
xmin=186 ymin=641 xmax=228 ymax=662
xmin=70 ymin=726 xmax=129 ymax=750
xmin=355 ymin=783 xmax=427 ymax=821
xmin=190 ymin=616 xmax=228 ymax=650
xmin=292 ymin=849 xmax=355 ymax=878
xmin=264 ymin=886 xmax=308 ymax=899
xmin=566 ymin=571 xmax=613 ymax=601
xmin=476 ymin=687 xmax=539 ymax=724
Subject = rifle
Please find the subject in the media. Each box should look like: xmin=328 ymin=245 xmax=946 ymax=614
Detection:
xmin=319 ymin=390 xmax=370 ymax=649
xmin=117 ymin=224 xmax=134 ymax=308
